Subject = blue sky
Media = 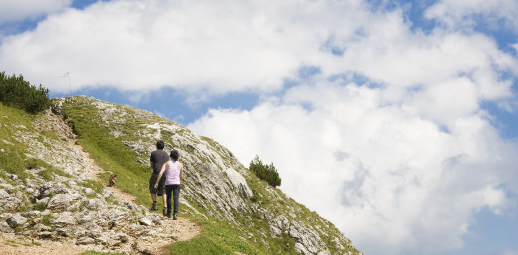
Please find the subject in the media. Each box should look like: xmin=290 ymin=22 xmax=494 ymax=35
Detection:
xmin=1 ymin=1 xmax=518 ymax=255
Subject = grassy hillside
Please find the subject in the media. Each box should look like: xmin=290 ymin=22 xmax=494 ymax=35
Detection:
xmin=0 ymin=102 xmax=71 ymax=190
xmin=57 ymin=96 xmax=362 ymax=255
xmin=1 ymin=96 xmax=362 ymax=255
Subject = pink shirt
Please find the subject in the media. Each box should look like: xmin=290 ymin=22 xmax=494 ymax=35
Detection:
xmin=165 ymin=160 xmax=181 ymax=185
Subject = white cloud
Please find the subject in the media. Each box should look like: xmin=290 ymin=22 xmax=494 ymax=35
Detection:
xmin=0 ymin=0 xmax=409 ymax=97
xmin=0 ymin=0 xmax=72 ymax=24
xmin=2 ymin=0 xmax=518 ymax=254
xmin=0 ymin=0 xmax=516 ymax=102
xmin=425 ymin=0 xmax=518 ymax=30
xmin=189 ymin=81 xmax=518 ymax=255
xmin=1 ymin=0 xmax=345 ymax=94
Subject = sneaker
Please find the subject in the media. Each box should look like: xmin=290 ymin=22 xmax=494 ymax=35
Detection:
xmin=150 ymin=202 xmax=157 ymax=211
xmin=173 ymin=213 xmax=178 ymax=220
xmin=162 ymin=207 xmax=167 ymax=216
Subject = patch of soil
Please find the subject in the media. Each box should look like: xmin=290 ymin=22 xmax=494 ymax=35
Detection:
xmin=0 ymin=234 xmax=85 ymax=255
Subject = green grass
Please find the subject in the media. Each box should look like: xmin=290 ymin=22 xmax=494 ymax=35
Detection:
xmin=57 ymin=96 xmax=363 ymax=255
xmin=61 ymin=99 xmax=151 ymax=205
xmin=59 ymin=97 xmax=269 ymax=254
xmin=0 ymin=103 xmax=39 ymax=182
xmin=41 ymin=214 xmax=52 ymax=226
xmin=170 ymin=219 xmax=262 ymax=255
xmin=0 ymin=97 xmax=363 ymax=255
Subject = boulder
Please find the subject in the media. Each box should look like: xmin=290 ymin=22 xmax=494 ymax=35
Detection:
xmin=47 ymin=193 xmax=75 ymax=212
xmin=225 ymin=167 xmax=253 ymax=198
xmin=6 ymin=214 xmax=27 ymax=228
xmin=52 ymin=212 xmax=77 ymax=228
xmin=0 ymin=189 xmax=22 ymax=211
xmin=139 ymin=217 xmax=153 ymax=226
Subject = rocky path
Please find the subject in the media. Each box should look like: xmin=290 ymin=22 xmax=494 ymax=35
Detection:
xmin=0 ymin=109 xmax=201 ymax=255
xmin=68 ymin=140 xmax=202 ymax=255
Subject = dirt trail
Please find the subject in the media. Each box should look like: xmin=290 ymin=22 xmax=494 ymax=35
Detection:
xmin=0 ymin=110 xmax=201 ymax=255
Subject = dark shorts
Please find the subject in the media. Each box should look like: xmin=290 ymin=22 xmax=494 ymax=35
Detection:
xmin=149 ymin=174 xmax=166 ymax=196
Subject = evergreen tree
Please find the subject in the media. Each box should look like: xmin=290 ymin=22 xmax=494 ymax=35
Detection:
xmin=249 ymin=156 xmax=281 ymax=187
xmin=0 ymin=72 xmax=50 ymax=114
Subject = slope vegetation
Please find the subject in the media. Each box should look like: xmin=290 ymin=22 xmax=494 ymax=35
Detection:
xmin=0 ymin=96 xmax=363 ymax=255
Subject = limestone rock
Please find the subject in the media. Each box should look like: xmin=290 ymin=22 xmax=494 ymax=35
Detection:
xmin=0 ymin=189 xmax=22 ymax=211
xmin=225 ymin=167 xmax=253 ymax=198
xmin=6 ymin=214 xmax=27 ymax=228
xmin=139 ymin=217 xmax=153 ymax=226
xmin=47 ymin=193 xmax=76 ymax=212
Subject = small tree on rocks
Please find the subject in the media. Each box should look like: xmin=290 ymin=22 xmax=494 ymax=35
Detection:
xmin=249 ymin=155 xmax=281 ymax=187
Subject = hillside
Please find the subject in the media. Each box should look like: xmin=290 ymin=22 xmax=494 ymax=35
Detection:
xmin=0 ymin=96 xmax=363 ymax=255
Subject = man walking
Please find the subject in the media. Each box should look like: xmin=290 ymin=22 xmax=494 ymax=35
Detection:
xmin=149 ymin=140 xmax=169 ymax=215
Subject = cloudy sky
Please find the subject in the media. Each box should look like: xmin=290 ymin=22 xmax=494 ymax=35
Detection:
xmin=1 ymin=0 xmax=518 ymax=254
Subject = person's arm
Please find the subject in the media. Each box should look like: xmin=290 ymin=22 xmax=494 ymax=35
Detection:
xmin=154 ymin=162 xmax=168 ymax=188
xmin=179 ymin=162 xmax=183 ymax=180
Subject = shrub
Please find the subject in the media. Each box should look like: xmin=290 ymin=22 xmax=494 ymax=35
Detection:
xmin=0 ymin=71 xmax=50 ymax=114
xmin=249 ymin=156 xmax=281 ymax=187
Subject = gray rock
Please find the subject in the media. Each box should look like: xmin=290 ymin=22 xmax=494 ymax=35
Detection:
xmin=76 ymin=236 xmax=96 ymax=245
xmin=47 ymin=193 xmax=75 ymax=211
xmin=6 ymin=214 xmax=27 ymax=228
xmin=225 ymin=167 xmax=253 ymax=198
xmin=0 ymin=221 xmax=13 ymax=233
xmin=35 ymin=223 xmax=52 ymax=232
xmin=52 ymin=212 xmax=76 ymax=228
xmin=21 ymin=211 xmax=42 ymax=218
xmin=85 ymin=198 xmax=104 ymax=210
xmin=295 ymin=242 xmax=310 ymax=255
xmin=0 ymin=183 xmax=14 ymax=193
xmin=0 ymin=188 xmax=9 ymax=198
xmin=0 ymin=191 xmax=22 ymax=211
xmin=270 ymin=225 xmax=282 ymax=236
xmin=36 ymin=197 xmax=50 ymax=205
xmin=139 ymin=217 xmax=153 ymax=226
xmin=38 ymin=231 xmax=53 ymax=239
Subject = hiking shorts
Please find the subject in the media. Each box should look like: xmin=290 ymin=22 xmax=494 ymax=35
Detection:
xmin=149 ymin=174 xmax=166 ymax=196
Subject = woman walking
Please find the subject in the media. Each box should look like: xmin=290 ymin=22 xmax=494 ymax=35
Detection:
xmin=155 ymin=150 xmax=183 ymax=219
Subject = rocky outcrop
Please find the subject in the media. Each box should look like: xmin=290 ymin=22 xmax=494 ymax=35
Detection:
xmin=0 ymin=171 xmax=196 ymax=254
xmin=0 ymin=105 xmax=199 ymax=254
xmin=0 ymin=96 xmax=362 ymax=255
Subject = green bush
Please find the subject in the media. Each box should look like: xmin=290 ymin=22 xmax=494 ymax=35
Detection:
xmin=249 ymin=156 xmax=281 ymax=187
xmin=0 ymin=71 xmax=50 ymax=114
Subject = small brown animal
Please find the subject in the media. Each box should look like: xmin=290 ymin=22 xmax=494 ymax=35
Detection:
xmin=108 ymin=174 xmax=117 ymax=187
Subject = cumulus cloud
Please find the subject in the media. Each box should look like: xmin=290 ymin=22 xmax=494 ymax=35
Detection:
xmin=1 ymin=0 xmax=516 ymax=103
xmin=0 ymin=0 xmax=72 ymax=24
xmin=185 ymin=4 xmax=518 ymax=253
xmin=0 ymin=0 xmax=325 ymax=94
xmin=2 ymin=0 xmax=518 ymax=254
xmin=0 ymin=0 xmax=400 ymax=97
xmin=189 ymin=80 xmax=518 ymax=255
xmin=425 ymin=0 xmax=518 ymax=30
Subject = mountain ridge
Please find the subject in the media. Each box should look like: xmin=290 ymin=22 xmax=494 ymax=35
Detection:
xmin=0 ymin=96 xmax=363 ymax=255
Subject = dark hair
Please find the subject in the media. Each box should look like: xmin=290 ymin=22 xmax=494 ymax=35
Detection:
xmin=156 ymin=140 xmax=165 ymax=150
xmin=170 ymin=150 xmax=179 ymax=161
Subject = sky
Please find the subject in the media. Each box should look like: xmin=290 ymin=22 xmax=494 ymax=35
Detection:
xmin=0 ymin=0 xmax=517 ymax=254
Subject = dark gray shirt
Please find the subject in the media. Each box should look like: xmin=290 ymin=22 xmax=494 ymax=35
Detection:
xmin=150 ymin=149 xmax=169 ymax=175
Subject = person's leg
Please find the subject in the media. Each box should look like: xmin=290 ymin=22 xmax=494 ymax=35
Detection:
xmin=164 ymin=185 xmax=173 ymax=217
xmin=162 ymin=193 xmax=167 ymax=210
xmin=149 ymin=175 xmax=158 ymax=210
xmin=172 ymin=184 xmax=181 ymax=219
xmin=157 ymin=175 xmax=167 ymax=215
